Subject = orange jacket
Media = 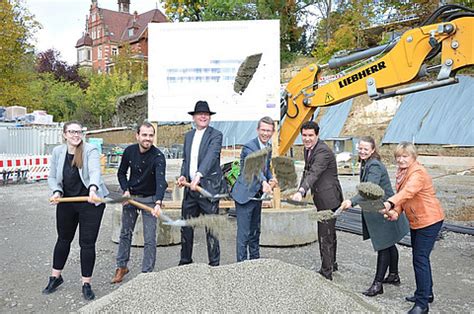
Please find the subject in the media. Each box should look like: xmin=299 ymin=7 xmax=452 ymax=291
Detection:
xmin=388 ymin=161 xmax=444 ymax=229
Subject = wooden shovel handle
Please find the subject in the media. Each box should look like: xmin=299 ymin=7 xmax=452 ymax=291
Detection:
xmin=128 ymin=199 xmax=153 ymax=213
xmin=54 ymin=196 xmax=104 ymax=203
xmin=180 ymin=181 xmax=204 ymax=193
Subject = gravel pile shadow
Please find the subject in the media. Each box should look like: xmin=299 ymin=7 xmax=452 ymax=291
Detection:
xmin=80 ymin=259 xmax=380 ymax=313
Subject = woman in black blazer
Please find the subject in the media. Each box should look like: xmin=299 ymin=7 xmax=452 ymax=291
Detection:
xmin=340 ymin=136 xmax=409 ymax=297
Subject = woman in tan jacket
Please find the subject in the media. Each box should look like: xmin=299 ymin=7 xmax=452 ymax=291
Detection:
xmin=382 ymin=142 xmax=444 ymax=314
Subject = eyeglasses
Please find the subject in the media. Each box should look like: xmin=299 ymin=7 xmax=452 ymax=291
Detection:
xmin=66 ymin=130 xmax=83 ymax=136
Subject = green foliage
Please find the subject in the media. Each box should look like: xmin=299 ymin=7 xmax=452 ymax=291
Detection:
xmin=27 ymin=73 xmax=85 ymax=121
xmin=80 ymin=72 xmax=143 ymax=127
xmin=311 ymin=0 xmax=473 ymax=64
xmin=163 ymin=0 xmax=206 ymax=21
xmin=162 ymin=0 xmax=308 ymax=65
xmin=202 ymin=0 xmax=258 ymax=20
xmin=111 ymin=42 xmax=148 ymax=89
xmin=0 ymin=0 xmax=40 ymax=106
xmin=312 ymin=0 xmax=377 ymax=63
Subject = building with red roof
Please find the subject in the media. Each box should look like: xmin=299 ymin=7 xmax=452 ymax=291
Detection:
xmin=75 ymin=0 xmax=167 ymax=73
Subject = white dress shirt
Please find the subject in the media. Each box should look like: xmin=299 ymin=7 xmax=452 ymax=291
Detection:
xmin=189 ymin=128 xmax=206 ymax=180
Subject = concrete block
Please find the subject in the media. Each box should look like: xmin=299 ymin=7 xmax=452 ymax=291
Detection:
xmin=260 ymin=207 xmax=317 ymax=247
xmin=111 ymin=205 xmax=181 ymax=246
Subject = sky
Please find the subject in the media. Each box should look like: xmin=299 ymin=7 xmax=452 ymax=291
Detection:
xmin=25 ymin=0 xmax=164 ymax=65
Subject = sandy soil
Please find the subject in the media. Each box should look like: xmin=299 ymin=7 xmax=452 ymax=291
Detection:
xmin=0 ymin=166 xmax=473 ymax=313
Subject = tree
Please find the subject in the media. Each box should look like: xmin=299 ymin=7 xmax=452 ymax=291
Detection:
xmin=82 ymin=72 xmax=142 ymax=127
xmin=0 ymin=0 xmax=40 ymax=106
xmin=163 ymin=0 xmax=206 ymax=21
xmin=111 ymin=43 xmax=147 ymax=89
xmin=162 ymin=0 xmax=317 ymax=64
xmin=36 ymin=49 xmax=88 ymax=89
xmin=27 ymin=73 xmax=85 ymax=121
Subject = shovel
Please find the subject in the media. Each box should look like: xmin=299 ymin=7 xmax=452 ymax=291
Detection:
xmin=309 ymin=207 xmax=344 ymax=222
xmin=249 ymin=194 xmax=313 ymax=207
xmin=54 ymin=196 xmax=188 ymax=227
xmin=181 ymin=181 xmax=229 ymax=201
xmin=127 ymin=199 xmax=188 ymax=227
xmin=53 ymin=196 xmax=130 ymax=204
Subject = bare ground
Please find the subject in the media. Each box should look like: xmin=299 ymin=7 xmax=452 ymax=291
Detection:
xmin=0 ymin=166 xmax=473 ymax=313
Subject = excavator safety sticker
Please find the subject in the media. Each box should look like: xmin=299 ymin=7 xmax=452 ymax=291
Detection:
xmin=325 ymin=93 xmax=335 ymax=103
xmin=338 ymin=61 xmax=387 ymax=89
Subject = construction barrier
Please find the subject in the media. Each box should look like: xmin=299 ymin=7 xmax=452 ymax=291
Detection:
xmin=0 ymin=154 xmax=50 ymax=184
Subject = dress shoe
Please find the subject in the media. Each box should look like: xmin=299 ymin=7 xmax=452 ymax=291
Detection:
xmin=82 ymin=283 xmax=95 ymax=301
xmin=42 ymin=275 xmax=64 ymax=294
xmin=407 ymin=305 xmax=429 ymax=314
xmin=382 ymin=273 xmax=401 ymax=285
xmin=111 ymin=267 xmax=129 ymax=284
xmin=362 ymin=281 xmax=383 ymax=297
xmin=333 ymin=263 xmax=339 ymax=272
xmin=318 ymin=270 xmax=333 ymax=281
xmin=406 ymin=294 xmax=434 ymax=303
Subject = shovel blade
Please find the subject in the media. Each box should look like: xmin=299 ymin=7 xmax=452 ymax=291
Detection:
xmin=163 ymin=219 xmax=187 ymax=227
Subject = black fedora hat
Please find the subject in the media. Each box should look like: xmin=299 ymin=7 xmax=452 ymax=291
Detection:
xmin=188 ymin=100 xmax=216 ymax=115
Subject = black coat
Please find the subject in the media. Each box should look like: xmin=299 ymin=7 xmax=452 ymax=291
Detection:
xmin=351 ymin=158 xmax=409 ymax=251
xmin=299 ymin=140 xmax=343 ymax=211
xmin=180 ymin=126 xmax=226 ymax=196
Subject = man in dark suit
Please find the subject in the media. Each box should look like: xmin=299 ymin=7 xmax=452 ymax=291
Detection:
xmin=231 ymin=116 xmax=277 ymax=262
xmin=177 ymin=100 xmax=226 ymax=266
xmin=292 ymin=121 xmax=343 ymax=280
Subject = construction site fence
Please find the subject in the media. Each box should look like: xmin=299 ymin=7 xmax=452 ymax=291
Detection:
xmin=0 ymin=154 xmax=50 ymax=184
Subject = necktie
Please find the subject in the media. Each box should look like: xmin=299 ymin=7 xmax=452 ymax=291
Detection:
xmin=305 ymin=149 xmax=312 ymax=162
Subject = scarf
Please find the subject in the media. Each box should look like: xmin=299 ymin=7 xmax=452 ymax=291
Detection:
xmin=395 ymin=167 xmax=409 ymax=191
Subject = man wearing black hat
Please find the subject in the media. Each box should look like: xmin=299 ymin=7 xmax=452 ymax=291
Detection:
xmin=177 ymin=100 xmax=226 ymax=266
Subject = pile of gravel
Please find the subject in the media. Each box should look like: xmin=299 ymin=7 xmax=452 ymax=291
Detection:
xmin=80 ymin=259 xmax=380 ymax=313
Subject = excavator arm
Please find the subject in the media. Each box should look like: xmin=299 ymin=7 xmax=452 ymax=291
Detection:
xmin=279 ymin=14 xmax=473 ymax=155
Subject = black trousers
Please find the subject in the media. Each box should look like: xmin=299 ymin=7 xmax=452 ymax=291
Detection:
xmin=318 ymin=212 xmax=337 ymax=276
xmin=374 ymin=245 xmax=399 ymax=282
xmin=53 ymin=202 xmax=105 ymax=277
xmin=179 ymin=190 xmax=220 ymax=266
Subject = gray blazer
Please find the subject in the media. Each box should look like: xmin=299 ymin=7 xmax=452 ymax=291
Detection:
xmin=351 ymin=158 xmax=409 ymax=251
xmin=48 ymin=143 xmax=109 ymax=199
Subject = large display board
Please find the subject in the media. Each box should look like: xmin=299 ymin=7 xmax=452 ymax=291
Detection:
xmin=148 ymin=20 xmax=280 ymax=122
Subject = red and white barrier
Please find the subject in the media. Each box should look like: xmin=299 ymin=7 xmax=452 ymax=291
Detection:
xmin=0 ymin=154 xmax=50 ymax=183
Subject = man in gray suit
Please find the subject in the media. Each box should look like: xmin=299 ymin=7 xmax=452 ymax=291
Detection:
xmin=231 ymin=116 xmax=277 ymax=262
xmin=292 ymin=121 xmax=343 ymax=280
xmin=177 ymin=101 xmax=226 ymax=266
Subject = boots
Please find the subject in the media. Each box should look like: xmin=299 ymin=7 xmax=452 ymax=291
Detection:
xmin=111 ymin=267 xmax=129 ymax=284
xmin=363 ymin=281 xmax=383 ymax=297
xmin=383 ymin=272 xmax=401 ymax=285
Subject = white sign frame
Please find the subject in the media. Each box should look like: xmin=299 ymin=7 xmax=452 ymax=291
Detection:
xmin=148 ymin=20 xmax=280 ymax=122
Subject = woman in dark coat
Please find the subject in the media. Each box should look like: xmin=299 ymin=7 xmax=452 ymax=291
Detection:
xmin=340 ymin=136 xmax=409 ymax=296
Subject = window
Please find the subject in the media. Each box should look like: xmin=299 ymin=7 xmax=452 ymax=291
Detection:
xmin=98 ymin=46 xmax=102 ymax=60
xmin=128 ymin=28 xmax=134 ymax=37
xmin=112 ymin=47 xmax=118 ymax=56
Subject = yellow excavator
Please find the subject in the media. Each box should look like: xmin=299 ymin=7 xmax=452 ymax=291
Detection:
xmin=279 ymin=4 xmax=474 ymax=155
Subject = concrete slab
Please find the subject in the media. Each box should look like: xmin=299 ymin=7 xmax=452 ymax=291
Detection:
xmin=261 ymin=207 xmax=317 ymax=246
